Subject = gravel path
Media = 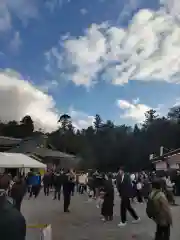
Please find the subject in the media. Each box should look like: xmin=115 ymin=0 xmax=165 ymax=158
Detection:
xmin=22 ymin=191 xmax=180 ymax=240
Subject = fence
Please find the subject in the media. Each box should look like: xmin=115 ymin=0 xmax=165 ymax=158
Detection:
xmin=26 ymin=224 xmax=52 ymax=240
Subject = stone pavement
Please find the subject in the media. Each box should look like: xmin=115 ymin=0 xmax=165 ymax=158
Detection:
xmin=22 ymin=191 xmax=180 ymax=240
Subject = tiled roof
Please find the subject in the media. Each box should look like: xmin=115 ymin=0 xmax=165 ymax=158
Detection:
xmin=0 ymin=136 xmax=21 ymax=146
xmin=152 ymin=148 xmax=180 ymax=162
xmin=34 ymin=147 xmax=76 ymax=159
xmin=0 ymin=134 xmax=78 ymax=161
xmin=8 ymin=134 xmax=47 ymax=153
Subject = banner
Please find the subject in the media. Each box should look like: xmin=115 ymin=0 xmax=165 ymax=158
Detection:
xmin=155 ymin=161 xmax=167 ymax=170
xmin=42 ymin=225 xmax=52 ymax=240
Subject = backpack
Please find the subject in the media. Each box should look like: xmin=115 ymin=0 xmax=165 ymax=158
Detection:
xmin=146 ymin=191 xmax=159 ymax=219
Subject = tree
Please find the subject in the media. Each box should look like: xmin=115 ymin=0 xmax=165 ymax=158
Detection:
xmin=93 ymin=114 xmax=102 ymax=131
xmin=168 ymin=106 xmax=180 ymax=123
xmin=133 ymin=124 xmax=140 ymax=136
xmin=58 ymin=114 xmax=71 ymax=131
xmin=2 ymin=120 xmax=19 ymax=137
xmin=20 ymin=115 xmax=34 ymax=137
xmin=2 ymin=106 xmax=180 ymax=171
xmin=143 ymin=109 xmax=158 ymax=128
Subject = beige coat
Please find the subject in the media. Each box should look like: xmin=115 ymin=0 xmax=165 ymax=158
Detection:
xmin=150 ymin=190 xmax=172 ymax=226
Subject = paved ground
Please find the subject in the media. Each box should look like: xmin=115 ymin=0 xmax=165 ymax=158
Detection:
xmin=22 ymin=190 xmax=180 ymax=240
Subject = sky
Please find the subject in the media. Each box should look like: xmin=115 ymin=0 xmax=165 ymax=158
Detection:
xmin=0 ymin=0 xmax=180 ymax=132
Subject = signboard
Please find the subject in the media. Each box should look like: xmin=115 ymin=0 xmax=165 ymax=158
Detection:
xmin=168 ymin=154 xmax=180 ymax=164
xmin=155 ymin=161 xmax=167 ymax=170
xmin=42 ymin=225 xmax=52 ymax=240
xmin=27 ymin=224 xmax=52 ymax=240
xmin=169 ymin=163 xmax=179 ymax=169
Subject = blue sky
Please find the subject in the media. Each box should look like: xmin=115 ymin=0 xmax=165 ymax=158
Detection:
xmin=0 ymin=0 xmax=180 ymax=132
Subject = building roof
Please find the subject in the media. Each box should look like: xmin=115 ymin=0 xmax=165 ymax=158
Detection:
xmin=166 ymin=153 xmax=180 ymax=164
xmin=34 ymin=147 xmax=76 ymax=159
xmin=0 ymin=136 xmax=21 ymax=146
xmin=0 ymin=134 xmax=78 ymax=163
xmin=152 ymin=148 xmax=180 ymax=162
xmin=8 ymin=135 xmax=45 ymax=153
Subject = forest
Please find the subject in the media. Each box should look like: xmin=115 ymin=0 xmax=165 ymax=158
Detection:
xmin=1 ymin=106 xmax=180 ymax=171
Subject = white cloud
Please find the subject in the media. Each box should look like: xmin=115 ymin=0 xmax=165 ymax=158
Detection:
xmin=39 ymin=80 xmax=59 ymax=92
xmin=117 ymin=99 xmax=151 ymax=122
xmin=0 ymin=69 xmax=93 ymax=132
xmin=44 ymin=0 xmax=72 ymax=12
xmin=0 ymin=69 xmax=59 ymax=132
xmin=0 ymin=0 xmax=38 ymax=32
xmin=173 ymin=98 xmax=180 ymax=107
xmin=117 ymin=0 xmax=140 ymax=24
xmin=160 ymin=0 xmax=180 ymax=20
xmin=0 ymin=2 xmax=11 ymax=32
xmin=45 ymin=0 xmax=63 ymax=12
xmin=9 ymin=31 xmax=22 ymax=52
xmin=69 ymin=108 xmax=94 ymax=129
xmin=80 ymin=8 xmax=88 ymax=15
xmin=6 ymin=0 xmax=38 ymax=22
xmin=46 ymin=0 xmax=180 ymax=87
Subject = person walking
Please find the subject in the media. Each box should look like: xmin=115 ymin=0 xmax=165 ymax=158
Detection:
xmin=165 ymin=176 xmax=176 ymax=205
xmin=29 ymin=173 xmax=40 ymax=198
xmin=116 ymin=168 xmax=140 ymax=227
xmin=146 ymin=179 xmax=172 ymax=240
xmin=78 ymin=173 xmax=87 ymax=194
xmin=101 ymin=173 xmax=114 ymax=221
xmin=69 ymin=170 xmax=76 ymax=196
xmin=42 ymin=171 xmax=51 ymax=196
xmin=62 ymin=171 xmax=72 ymax=213
xmin=53 ymin=171 xmax=63 ymax=200
xmin=136 ymin=178 xmax=143 ymax=203
xmin=11 ymin=176 xmax=26 ymax=211
xmin=0 ymin=174 xmax=26 ymax=240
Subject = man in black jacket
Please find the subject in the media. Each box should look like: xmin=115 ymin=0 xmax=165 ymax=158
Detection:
xmin=53 ymin=171 xmax=63 ymax=200
xmin=116 ymin=168 xmax=140 ymax=227
xmin=0 ymin=174 xmax=26 ymax=240
xmin=62 ymin=171 xmax=72 ymax=212
xmin=43 ymin=171 xmax=51 ymax=196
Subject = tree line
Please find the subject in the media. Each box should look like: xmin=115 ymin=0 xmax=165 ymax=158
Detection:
xmin=1 ymin=106 xmax=180 ymax=171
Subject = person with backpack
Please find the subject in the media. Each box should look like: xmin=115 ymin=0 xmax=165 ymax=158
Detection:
xmin=146 ymin=180 xmax=172 ymax=240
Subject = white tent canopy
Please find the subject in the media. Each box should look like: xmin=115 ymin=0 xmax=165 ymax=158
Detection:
xmin=0 ymin=152 xmax=46 ymax=169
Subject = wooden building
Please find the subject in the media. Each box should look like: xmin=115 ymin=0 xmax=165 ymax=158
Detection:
xmin=0 ymin=134 xmax=80 ymax=169
xmin=0 ymin=136 xmax=21 ymax=152
xmin=152 ymin=148 xmax=180 ymax=171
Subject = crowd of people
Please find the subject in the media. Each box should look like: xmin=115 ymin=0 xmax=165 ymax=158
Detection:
xmin=0 ymin=167 xmax=180 ymax=240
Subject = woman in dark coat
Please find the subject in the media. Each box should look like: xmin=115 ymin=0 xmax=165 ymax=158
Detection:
xmin=101 ymin=173 xmax=114 ymax=221
xmin=11 ymin=176 xmax=26 ymax=211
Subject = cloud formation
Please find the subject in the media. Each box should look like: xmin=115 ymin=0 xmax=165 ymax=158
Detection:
xmin=80 ymin=8 xmax=88 ymax=15
xmin=0 ymin=2 xmax=11 ymax=32
xmin=0 ymin=70 xmax=93 ymax=132
xmin=46 ymin=0 xmax=180 ymax=87
xmin=117 ymin=0 xmax=140 ymax=24
xmin=0 ymin=0 xmax=38 ymax=32
xmin=45 ymin=0 xmax=63 ymax=12
xmin=9 ymin=31 xmax=22 ymax=52
xmin=44 ymin=0 xmax=72 ymax=12
xmin=69 ymin=108 xmax=94 ymax=129
xmin=117 ymin=99 xmax=151 ymax=122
